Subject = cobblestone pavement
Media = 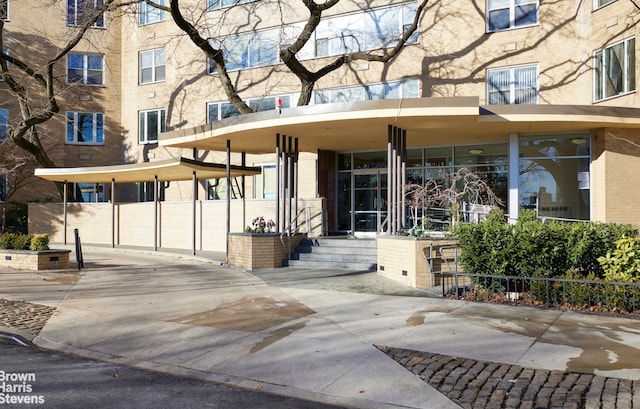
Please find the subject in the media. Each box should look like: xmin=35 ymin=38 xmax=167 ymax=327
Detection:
xmin=379 ymin=346 xmax=640 ymax=409
xmin=0 ymin=298 xmax=56 ymax=335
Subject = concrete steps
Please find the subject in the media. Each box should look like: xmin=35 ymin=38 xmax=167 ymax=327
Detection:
xmin=286 ymin=237 xmax=377 ymax=271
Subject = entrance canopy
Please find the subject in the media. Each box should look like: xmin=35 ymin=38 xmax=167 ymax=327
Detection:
xmin=159 ymin=97 xmax=640 ymax=154
xmin=34 ymin=157 xmax=261 ymax=183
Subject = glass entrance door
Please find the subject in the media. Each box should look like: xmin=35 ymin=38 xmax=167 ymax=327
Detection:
xmin=353 ymin=171 xmax=387 ymax=235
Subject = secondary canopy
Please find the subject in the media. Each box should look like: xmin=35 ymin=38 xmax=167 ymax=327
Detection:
xmin=34 ymin=157 xmax=261 ymax=183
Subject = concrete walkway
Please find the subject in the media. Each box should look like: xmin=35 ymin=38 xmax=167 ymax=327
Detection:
xmin=2 ymin=247 xmax=640 ymax=408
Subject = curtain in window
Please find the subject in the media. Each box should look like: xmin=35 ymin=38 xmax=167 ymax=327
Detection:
xmin=488 ymin=69 xmax=511 ymax=105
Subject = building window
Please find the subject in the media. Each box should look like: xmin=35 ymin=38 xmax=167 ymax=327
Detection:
xmin=67 ymin=0 xmax=105 ymax=28
xmin=314 ymin=79 xmax=420 ymax=104
xmin=254 ymin=164 xmax=277 ymax=199
xmin=208 ymin=2 xmax=417 ymax=72
xmin=1 ymin=0 xmax=8 ymax=20
xmin=207 ymin=95 xmax=291 ymax=122
xmin=209 ymin=30 xmax=280 ymax=72
xmin=487 ymin=65 xmax=538 ymax=105
xmin=139 ymin=48 xmax=166 ymax=84
xmin=594 ymin=37 xmax=636 ymax=102
xmin=1 ymin=48 xmax=8 ymax=82
xmin=207 ymin=0 xmax=255 ymax=11
xmin=314 ymin=3 xmax=418 ymax=57
xmin=139 ymin=108 xmax=165 ymax=144
xmin=594 ymin=0 xmax=616 ymax=9
xmin=138 ymin=181 xmax=165 ymax=202
xmin=0 ymin=108 xmax=7 ymax=142
xmin=519 ymin=134 xmax=590 ymax=220
xmin=67 ymin=53 xmax=104 ymax=85
xmin=66 ymin=112 xmax=104 ymax=145
xmin=140 ymin=0 xmax=165 ymax=25
xmin=487 ymin=0 xmax=538 ymax=32
xmin=0 ymin=171 xmax=6 ymax=203
xmin=74 ymin=183 xmax=104 ymax=202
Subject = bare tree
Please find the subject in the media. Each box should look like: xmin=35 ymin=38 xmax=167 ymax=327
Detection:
xmin=0 ymin=0 xmax=141 ymax=198
xmin=405 ymin=167 xmax=503 ymax=230
xmin=165 ymin=0 xmax=430 ymax=111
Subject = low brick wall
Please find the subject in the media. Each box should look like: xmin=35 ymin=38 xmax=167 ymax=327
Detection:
xmin=228 ymin=233 xmax=304 ymax=270
xmin=377 ymin=236 xmax=460 ymax=288
xmin=0 ymin=250 xmax=71 ymax=270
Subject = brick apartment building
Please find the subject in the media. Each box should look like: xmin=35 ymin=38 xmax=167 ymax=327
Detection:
xmin=2 ymin=0 xmax=640 ymax=250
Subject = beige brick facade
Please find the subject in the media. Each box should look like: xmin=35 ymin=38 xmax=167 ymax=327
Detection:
xmin=3 ymin=0 xmax=640 ymax=235
xmin=29 ymin=198 xmax=325 ymax=253
xmin=0 ymin=250 xmax=71 ymax=271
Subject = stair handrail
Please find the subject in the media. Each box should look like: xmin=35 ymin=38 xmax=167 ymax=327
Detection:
xmin=280 ymin=207 xmax=312 ymax=258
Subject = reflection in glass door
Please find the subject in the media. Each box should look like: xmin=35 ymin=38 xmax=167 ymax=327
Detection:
xmin=353 ymin=171 xmax=387 ymax=235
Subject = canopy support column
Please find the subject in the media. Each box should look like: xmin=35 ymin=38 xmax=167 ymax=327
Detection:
xmin=111 ymin=178 xmax=115 ymax=248
xmin=275 ymin=134 xmax=280 ymax=233
xmin=192 ymin=170 xmax=197 ymax=256
xmin=401 ymin=129 xmax=407 ymax=230
xmin=386 ymin=126 xmax=392 ymax=235
xmin=294 ymin=137 xmax=299 ymax=233
xmin=226 ymin=140 xmax=231 ymax=264
xmin=154 ymin=175 xmax=158 ymax=252
xmin=287 ymin=136 xmax=293 ymax=235
xmin=242 ymin=152 xmax=246 ymax=232
xmin=63 ymin=181 xmax=68 ymax=245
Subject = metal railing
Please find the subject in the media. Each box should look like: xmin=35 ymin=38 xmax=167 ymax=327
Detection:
xmin=280 ymin=207 xmax=313 ymax=258
xmin=442 ymin=269 xmax=640 ymax=314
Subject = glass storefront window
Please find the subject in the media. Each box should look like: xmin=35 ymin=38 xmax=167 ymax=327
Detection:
xmin=519 ymin=134 xmax=590 ymax=220
xmin=352 ymin=151 xmax=386 ymax=169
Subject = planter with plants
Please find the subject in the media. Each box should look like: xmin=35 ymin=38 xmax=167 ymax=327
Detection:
xmin=228 ymin=217 xmax=305 ymax=270
xmin=0 ymin=233 xmax=71 ymax=270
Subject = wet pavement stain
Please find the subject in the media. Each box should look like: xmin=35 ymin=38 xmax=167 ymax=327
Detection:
xmin=171 ymin=296 xmax=315 ymax=332
xmin=250 ymin=321 xmax=307 ymax=353
xmin=406 ymin=305 xmax=462 ymax=327
xmin=406 ymin=313 xmax=425 ymax=327
xmin=40 ymin=272 xmax=81 ymax=285
xmin=468 ymin=308 xmax=640 ymax=374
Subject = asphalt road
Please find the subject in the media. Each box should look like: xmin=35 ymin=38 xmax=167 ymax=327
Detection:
xmin=0 ymin=338 xmax=346 ymax=409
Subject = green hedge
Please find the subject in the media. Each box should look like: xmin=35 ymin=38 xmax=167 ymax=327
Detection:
xmin=454 ymin=209 xmax=637 ymax=279
xmin=0 ymin=233 xmax=50 ymax=251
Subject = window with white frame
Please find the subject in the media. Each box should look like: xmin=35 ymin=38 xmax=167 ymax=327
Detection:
xmin=1 ymin=48 xmax=7 ymax=82
xmin=254 ymin=164 xmax=277 ymax=199
xmin=74 ymin=183 xmax=104 ymax=202
xmin=139 ymin=48 xmax=166 ymax=84
xmin=1 ymin=0 xmax=8 ymax=20
xmin=314 ymin=79 xmax=420 ymax=104
xmin=0 ymin=170 xmax=6 ymax=203
xmin=66 ymin=112 xmax=104 ymax=144
xmin=207 ymin=95 xmax=291 ymax=122
xmin=139 ymin=0 xmax=165 ymax=25
xmin=594 ymin=0 xmax=616 ymax=9
xmin=487 ymin=65 xmax=538 ymax=105
xmin=139 ymin=108 xmax=165 ymax=144
xmin=207 ymin=0 xmax=255 ymax=11
xmin=67 ymin=0 xmax=105 ymax=28
xmin=487 ymin=0 xmax=538 ymax=32
xmin=594 ymin=37 xmax=636 ymax=102
xmin=67 ymin=53 xmax=104 ymax=85
xmin=208 ymin=2 xmax=418 ymax=73
xmin=138 ymin=181 xmax=165 ymax=202
xmin=0 ymin=108 xmax=7 ymax=142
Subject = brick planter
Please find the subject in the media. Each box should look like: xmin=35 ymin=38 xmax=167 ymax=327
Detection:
xmin=228 ymin=233 xmax=305 ymax=270
xmin=0 ymin=249 xmax=71 ymax=270
xmin=377 ymin=236 xmax=460 ymax=288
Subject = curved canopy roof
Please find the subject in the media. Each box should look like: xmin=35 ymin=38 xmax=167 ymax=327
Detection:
xmin=34 ymin=157 xmax=261 ymax=184
xmin=159 ymin=97 xmax=640 ymax=154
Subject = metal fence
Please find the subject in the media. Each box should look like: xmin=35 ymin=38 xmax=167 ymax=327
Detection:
xmin=439 ymin=249 xmax=640 ymax=314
